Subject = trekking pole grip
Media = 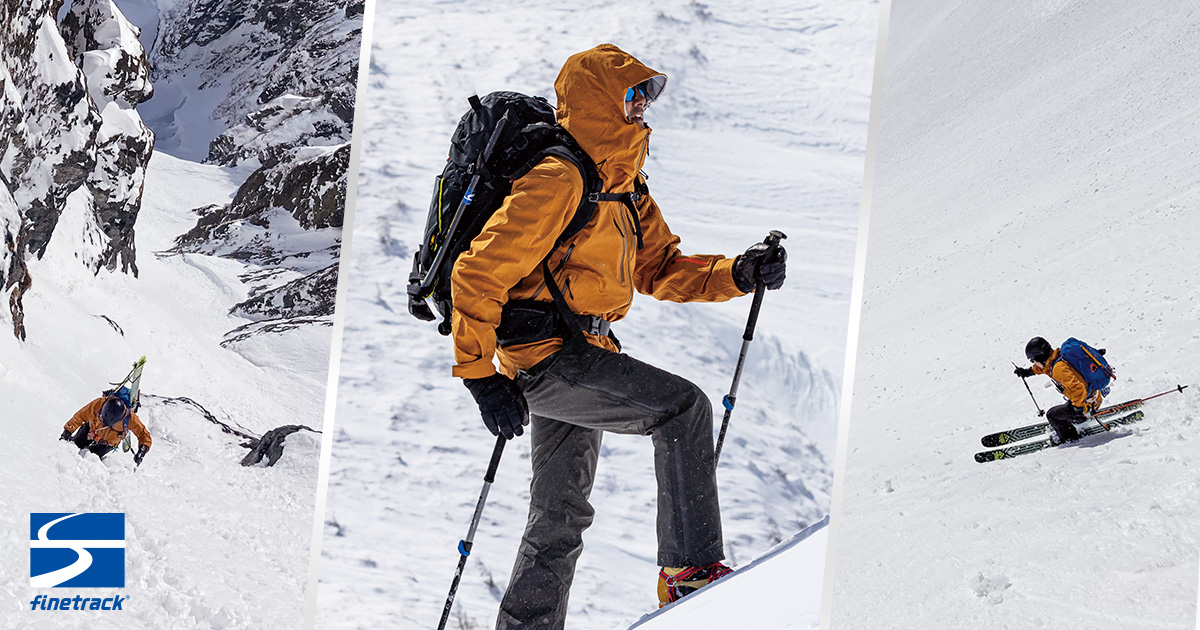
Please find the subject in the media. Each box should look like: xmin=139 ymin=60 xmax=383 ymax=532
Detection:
xmin=743 ymin=230 xmax=787 ymax=341
xmin=484 ymin=434 xmax=505 ymax=483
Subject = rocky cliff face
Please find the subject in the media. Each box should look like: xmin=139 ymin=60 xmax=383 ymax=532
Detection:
xmin=152 ymin=0 xmax=360 ymax=156
xmin=1 ymin=0 xmax=153 ymax=339
xmin=2 ymin=0 xmax=359 ymax=341
xmin=152 ymin=0 xmax=360 ymax=328
xmin=62 ymin=0 xmax=155 ymax=276
xmin=169 ymin=142 xmax=347 ymax=325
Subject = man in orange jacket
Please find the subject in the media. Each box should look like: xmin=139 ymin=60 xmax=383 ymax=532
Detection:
xmin=452 ymin=45 xmax=786 ymax=627
xmin=1014 ymin=336 xmax=1104 ymax=444
xmin=61 ymin=396 xmax=152 ymax=465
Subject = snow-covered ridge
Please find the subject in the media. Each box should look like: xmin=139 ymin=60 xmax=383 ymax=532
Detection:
xmin=144 ymin=0 xmax=362 ymax=164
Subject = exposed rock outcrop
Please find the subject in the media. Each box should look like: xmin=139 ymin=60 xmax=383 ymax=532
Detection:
xmin=61 ymin=0 xmax=156 ymax=275
xmin=170 ymin=144 xmax=346 ymax=271
xmin=239 ymin=424 xmax=319 ymax=467
xmin=151 ymin=0 xmax=360 ymax=327
xmin=231 ymin=263 xmax=339 ymax=321
xmin=2 ymin=0 xmax=152 ymax=339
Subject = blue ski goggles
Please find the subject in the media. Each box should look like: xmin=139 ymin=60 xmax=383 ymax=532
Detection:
xmin=624 ymin=76 xmax=667 ymax=104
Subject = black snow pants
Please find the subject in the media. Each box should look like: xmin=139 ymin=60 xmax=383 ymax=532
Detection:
xmin=71 ymin=425 xmax=114 ymax=458
xmin=495 ymin=341 xmax=724 ymax=630
xmin=1046 ymin=402 xmax=1086 ymax=442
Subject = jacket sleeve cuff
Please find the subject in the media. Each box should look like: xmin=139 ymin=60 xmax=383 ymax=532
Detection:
xmin=715 ymin=258 xmax=750 ymax=296
xmin=453 ymin=360 xmax=498 ymax=380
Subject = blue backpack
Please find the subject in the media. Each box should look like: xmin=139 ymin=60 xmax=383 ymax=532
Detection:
xmin=1057 ymin=337 xmax=1114 ymax=396
xmin=100 ymin=386 xmax=135 ymax=433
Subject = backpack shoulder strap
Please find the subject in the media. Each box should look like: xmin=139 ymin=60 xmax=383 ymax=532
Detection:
xmin=521 ymin=128 xmax=604 ymax=341
xmin=539 ymin=132 xmax=603 ymax=247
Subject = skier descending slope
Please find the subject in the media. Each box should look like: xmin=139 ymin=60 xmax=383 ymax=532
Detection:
xmin=446 ymin=45 xmax=786 ymax=628
xmin=1013 ymin=336 xmax=1113 ymax=445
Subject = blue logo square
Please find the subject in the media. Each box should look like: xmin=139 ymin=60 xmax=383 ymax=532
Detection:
xmin=30 ymin=513 xmax=125 ymax=588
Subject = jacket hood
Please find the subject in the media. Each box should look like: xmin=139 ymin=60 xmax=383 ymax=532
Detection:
xmin=555 ymin=44 xmax=666 ymax=191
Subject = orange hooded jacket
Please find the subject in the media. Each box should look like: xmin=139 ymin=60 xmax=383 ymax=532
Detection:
xmin=64 ymin=397 xmax=152 ymax=449
xmin=1032 ymin=349 xmax=1103 ymax=411
xmin=450 ymin=44 xmax=747 ymax=380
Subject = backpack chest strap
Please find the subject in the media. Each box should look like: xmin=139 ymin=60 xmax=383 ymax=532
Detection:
xmin=587 ymin=191 xmax=644 ymax=249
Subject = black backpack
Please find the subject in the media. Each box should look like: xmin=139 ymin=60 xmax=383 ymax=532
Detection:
xmin=406 ymin=91 xmax=643 ymax=337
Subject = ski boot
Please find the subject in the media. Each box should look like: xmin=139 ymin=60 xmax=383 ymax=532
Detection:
xmin=1048 ymin=425 xmax=1081 ymax=446
xmin=657 ymin=562 xmax=733 ymax=607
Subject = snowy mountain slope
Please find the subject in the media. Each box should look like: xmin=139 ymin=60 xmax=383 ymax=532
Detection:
xmin=316 ymin=1 xmax=875 ymax=628
xmin=105 ymin=0 xmax=358 ymax=337
xmin=136 ymin=0 xmax=362 ymax=163
xmin=828 ymin=2 xmax=1200 ymax=628
xmin=626 ymin=517 xmax=828 ymax=630
xmin=0 ymin=153 xmax=329 ymax=629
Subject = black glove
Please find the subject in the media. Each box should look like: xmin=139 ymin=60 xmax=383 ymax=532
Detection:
xmin=133 ymin=445 xmax=149 ymax=466
xmin=1014 ymin=366 xmax=1034 ymax=378
xmin=462 ymin=374 xmax=529 ymax=440
xmin=732 ymin=242 xmax=787 ymax=293
xmin=60 ymin=429 xmax=72 ymax=441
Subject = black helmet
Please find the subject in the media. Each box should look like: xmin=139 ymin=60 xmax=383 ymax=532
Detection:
xmin=1025 ymin=336 xmax=1053 ymax=364
xmin=100 ymin=397 xmax=128 ymax=428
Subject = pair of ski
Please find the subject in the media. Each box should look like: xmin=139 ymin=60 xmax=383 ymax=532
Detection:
xmin=974 ymin=407 xmax=1145 ymax=463
xmin=975 ymin=384 xmax=1189 ymax=463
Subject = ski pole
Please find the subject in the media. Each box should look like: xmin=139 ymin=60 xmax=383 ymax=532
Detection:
xmin=1139 ymin=383 xmax=1188 ymax=402
xmin=714 ymin=230 xmax=786 ymax=465
xmin=1013 ymin=361 xmax=1045 ymax=417
xmin=1089 ymin=384 xmax=1187 ymax=431
xmin=437 ymin=434 xmax=506 ymax=630
xmin=1103 ymin=384 xmax=1189 ymax=413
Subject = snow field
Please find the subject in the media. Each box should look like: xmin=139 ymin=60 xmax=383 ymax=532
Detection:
xmin=317 ymin=0 xmax=875 ymax=628
xmin=828 ymin=1 xmax=1200 ymax=628
xmin=0 ymin=152 xmax=329 ymax=629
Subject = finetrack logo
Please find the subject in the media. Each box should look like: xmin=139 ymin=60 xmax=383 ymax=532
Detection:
xmin=30 ymin=513 xmax=125 ymax=588
xmin=29 ymin=594 xmax=126 ymax=611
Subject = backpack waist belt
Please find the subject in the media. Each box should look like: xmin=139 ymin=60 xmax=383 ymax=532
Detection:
xmin=582 ymin=316 xmax=611 ymax=337
xmin=496 ymin=300 xmax=612 ymax=348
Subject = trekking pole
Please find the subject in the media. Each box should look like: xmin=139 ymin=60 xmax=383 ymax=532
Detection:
xmin=714 ymin=230 xmax=787 ymax=465
xmin=437 ymin=434 xmax=506 ymax=630
xmin=1013 ymin=361 xmax=1045 ymax=417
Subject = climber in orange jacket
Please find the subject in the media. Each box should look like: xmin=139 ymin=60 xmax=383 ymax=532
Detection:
xmin=452 ymin=45 xmax=786 ymax=627
xmin=61 ymin=396 xmax=151 ymax=465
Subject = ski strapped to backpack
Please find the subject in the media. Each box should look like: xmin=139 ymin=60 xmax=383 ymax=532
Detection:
xmin=1056 ymin=337 xmax=1114 ymax=396
xmin=406 ymin=91 xmax=647 ymax=343
xmin=102 ymin=356 xmax=145 ymax=450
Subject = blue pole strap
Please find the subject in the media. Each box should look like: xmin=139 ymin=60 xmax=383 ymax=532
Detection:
xmin=458 ymin=541 xmax=471 ymax=557
xmin=723 ymin=395 xmax=735 ymax=411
